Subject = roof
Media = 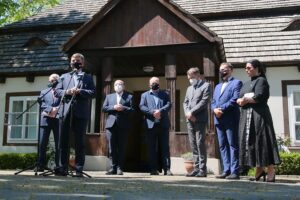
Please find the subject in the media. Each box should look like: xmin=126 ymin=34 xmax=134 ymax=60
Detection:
xmin=3 ymin=0 xmax=300 ymax=29
xmin=0 ymin=0 xmax=300 ymax=74
xmin=0 ymin=30 xmax=74 ymax=74
xmin=203 ymin=14 xmax=300 ymax=64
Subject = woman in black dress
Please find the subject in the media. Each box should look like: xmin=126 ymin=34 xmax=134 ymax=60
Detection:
xmin=237 ymin=59 xmax=280 ymax=182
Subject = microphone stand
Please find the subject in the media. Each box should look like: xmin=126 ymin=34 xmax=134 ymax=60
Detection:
xmin=41 ymin=71 xmax=91 ymax=178
xmin=14 ymin=87 xmax=54 ymax=175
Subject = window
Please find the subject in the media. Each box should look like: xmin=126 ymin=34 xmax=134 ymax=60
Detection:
xmin=4 ymin=94 xmax=39 ymax=144
xmin=287 ymin=85 xmax=300 ymax=145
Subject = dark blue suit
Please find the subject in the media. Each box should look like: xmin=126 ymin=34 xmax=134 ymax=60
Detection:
xmin=211 ymin=77 xmax=242 ymax=175
xmin=139 ymin=90 xmax=171 ymax=172
xmin=55 ymin=71 xmax=95 ymax=172
xmin=38 ymin=88 xmax=60 ymax=168
xmin=102 ymin=92 xmax=134 ymax=172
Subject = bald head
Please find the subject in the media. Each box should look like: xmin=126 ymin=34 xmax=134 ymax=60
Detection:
xmin=49 ymin=73 xmax=59 ymax=82
xmin=114 ymin=79 xmax=125 ymax=93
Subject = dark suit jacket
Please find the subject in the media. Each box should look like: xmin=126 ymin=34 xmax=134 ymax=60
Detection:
xmin=139 ymin=90 xmax=171 ymax=129
xmin=55 ymin=72 xmax=95 ymax=119
xmin=211 ymin=77 xmax=242 ymax=125
xmin=102 ymin=92 xmax=134 ymax=129
xmin=183 ymin=80 xmax=211 ymax=123
xmin=39 ymin=88 xmax=61 ymax=126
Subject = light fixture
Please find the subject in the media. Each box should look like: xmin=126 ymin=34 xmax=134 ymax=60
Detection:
xmin=143 ymin=65 xmax=154 ymax=73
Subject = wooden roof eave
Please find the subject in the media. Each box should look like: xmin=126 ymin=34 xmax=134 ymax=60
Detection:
xmin=62 ymin=0 xmax=122 ymax=52
xmin=62 ymin=0 xmax=220 ymax=52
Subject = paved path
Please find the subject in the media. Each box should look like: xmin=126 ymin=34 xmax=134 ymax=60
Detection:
xmin=0 ymin=170 xmax=299 ymax=199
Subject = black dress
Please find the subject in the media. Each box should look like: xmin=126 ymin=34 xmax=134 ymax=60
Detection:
xmin=239 ymin=75 xmax=281 ymax=167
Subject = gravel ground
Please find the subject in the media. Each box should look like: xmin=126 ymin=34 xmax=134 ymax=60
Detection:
xmin=0 ymin=170 xmax=299 ymax=200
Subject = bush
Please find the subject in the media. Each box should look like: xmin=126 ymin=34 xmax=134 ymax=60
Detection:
xmin=247 ymin=152 xmax=300 ymax=175
xmin=181 ymin=152 xmax=193 ymax=161
xmin=276 ymin=152 xmax=300 ymax=175
xmin=0 ymin=153 xmax=37 ymax=169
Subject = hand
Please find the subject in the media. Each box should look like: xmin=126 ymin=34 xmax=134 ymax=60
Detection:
xmin=153 ymin=110 xmax=161 ymax=119
xmin=186 ymin=112 xmax=196 ymax=122
xmin=66 ymin=87 xmax=79 ymax=95
xmin=214 ymin=108 xmax=223 ymax=118
xmin=237 ymin=97 xmax=248 ymax=107
xmin=114 ymin=104 xmax=124 ymax=111
xmin=49 ymin=107 xmax=59 ymax=118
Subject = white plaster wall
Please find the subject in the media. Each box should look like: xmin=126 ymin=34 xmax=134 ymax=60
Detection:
xmin=0 ymin=76 xmax=49 ymax=153
xmin=234 ymin=66 xmax=300 ymax=138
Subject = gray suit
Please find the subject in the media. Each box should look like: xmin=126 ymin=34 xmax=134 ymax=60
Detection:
xmin=183 ymin=80 xmax=210 ymax=173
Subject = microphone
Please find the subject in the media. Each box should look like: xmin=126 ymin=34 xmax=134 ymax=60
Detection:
xmin=70 ymin=68 xmax=78 ymax=75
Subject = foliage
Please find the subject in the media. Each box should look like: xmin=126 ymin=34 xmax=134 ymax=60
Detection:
xmin=277 ymin=136 xmax=291 ymax=152
xmin=181 ymin=152 xmax=193 ymax=161
xmin=276 ymin=152 xmax=300 ymax=175
xmin=0 ymin=0 xmax=61 ymax=26
xmin=247 ymin=152 xmax=300 ymax=176
xmin=0 ymin=153 xmax=37 ymax=169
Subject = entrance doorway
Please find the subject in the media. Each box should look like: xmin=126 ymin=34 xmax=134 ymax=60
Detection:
xmin=124 ymin=91 xmax=149 ymax=172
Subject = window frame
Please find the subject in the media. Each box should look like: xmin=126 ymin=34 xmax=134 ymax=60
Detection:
xmin=282 ymin=80 xmax=300 ymax=146
xmin=3 ymin=92 xmax=39 ymax=146
xmin=287 ymin=85 xmax=300 ymax=145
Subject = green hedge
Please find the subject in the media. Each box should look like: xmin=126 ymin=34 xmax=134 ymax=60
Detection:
xmin=276 ymin=152 xmax=300 ymax=175
xmin=0 ymin=153 xmax=37 ymax=169
xmin=247 ymin=152 xmax=300 ymax=175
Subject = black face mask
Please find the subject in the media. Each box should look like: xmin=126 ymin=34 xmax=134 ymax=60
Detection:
xmin=71 ymin=62 xmax=82 ymax=70
xmin=220 ymin=71 xmax=228 ymax=79
xmin=151 ymin=83 xmax=160 ymax=90
xmin=48 ymin=80 xmax=58 ymax=88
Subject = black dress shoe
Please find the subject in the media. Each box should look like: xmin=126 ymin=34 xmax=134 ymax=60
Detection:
xmin=55 ymin=169 xmax=68 ymax=176
xmin=186 ymin=170 xmax=199 ymax=177
xmin=216 ymin=172 xmax=230 ymax=179
xmin=117 ymin=169 xmax=124 ymax=175
xmin=226 ymin=174 xmax=240 ymax=180
xmin=164 ymin=170 xmax=173 ymax=176
xmin=105 ymin=169 xmax=117 ymax=175
xmin=72 ymin=171 xmax=84 ymax=178
xmin=150 ymin=170 xmax=159 ymax=175
xmin=195 ymin=171 xmax=207 ymax=177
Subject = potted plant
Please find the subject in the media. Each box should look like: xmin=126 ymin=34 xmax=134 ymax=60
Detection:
xmin=181 ymin=152 xmax=194 ymax=173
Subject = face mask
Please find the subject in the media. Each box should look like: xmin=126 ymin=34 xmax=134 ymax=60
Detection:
xmin=189 ymin=79 xmax=197 ymax=85
xmin=151 ymin=83 xmax=160 ymax=90
xmin=114 ymin=85 xmax=124 ymax=93
xmin=47 ymin=80 xmax=58 ymax=88
xmin=71 ymin=62 xmax=82 ymax=70
xmin=220 ymin=71 xmax=228 ymax=79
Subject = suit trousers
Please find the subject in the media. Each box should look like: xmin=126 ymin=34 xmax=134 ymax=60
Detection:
xmin=38 ymin=119 xmax=59 ymax=168
xmin=187 ymin=121 xmax=207 ymax=173
xmin=106 ymin=124 xmax=128 ymax=171
xmin=59 ymin=112 xmax=87 ymax=172
xmin=215 ymin=124 xmax=239 ymax=175
xmin=146 ymin=123 xmax=171 ymax=172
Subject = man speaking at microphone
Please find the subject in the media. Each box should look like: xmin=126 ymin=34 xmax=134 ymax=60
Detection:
xmin=55 ymin=53 xmax=95 ymax=177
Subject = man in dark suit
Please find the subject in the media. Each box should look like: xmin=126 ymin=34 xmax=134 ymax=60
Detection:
xmin=183 ymin=67 xmax=210 ymax=177
xmin=102 ymin=80 xmax=134 ymax=175
xmin=37 ymin=74 xmax=61 ymax=172
xmin=55 ymin=53 xmax=95 ymax=177
xmin=211 ymin=62 xmax=242 ymax=180
xmin=139 ymin=77 xmax=173 ymax=176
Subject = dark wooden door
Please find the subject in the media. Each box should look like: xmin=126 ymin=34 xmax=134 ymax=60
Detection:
xmin=124 ymin=90 xmax=149 ymax=172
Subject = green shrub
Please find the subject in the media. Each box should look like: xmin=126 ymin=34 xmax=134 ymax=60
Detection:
xmin=0 ymin=153 xmax=37 ymax=169
xmin=276 ymin=152 xmax=300 ymax=175
xmin=247 ymin=152 xmax=300 ymax=175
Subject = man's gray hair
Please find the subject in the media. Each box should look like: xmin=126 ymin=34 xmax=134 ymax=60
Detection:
xmin=71 ymin=53 xmax=85 ymax=62
xmin=187 ymin=67 xmax=200 ymax=76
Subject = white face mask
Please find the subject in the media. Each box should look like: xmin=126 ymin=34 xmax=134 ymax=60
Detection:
xmin=189 ymin=79 xmax=197 ymax=85
xmin=114 ymin=85 xmax=124 ymax=93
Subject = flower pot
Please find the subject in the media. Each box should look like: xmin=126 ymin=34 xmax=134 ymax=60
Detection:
xmin=184 ymin=160 xmax=194 ymax=173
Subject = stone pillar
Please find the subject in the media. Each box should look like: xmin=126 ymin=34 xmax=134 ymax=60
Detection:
xmin=165 ymin=54 xmax=176 ymax=132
